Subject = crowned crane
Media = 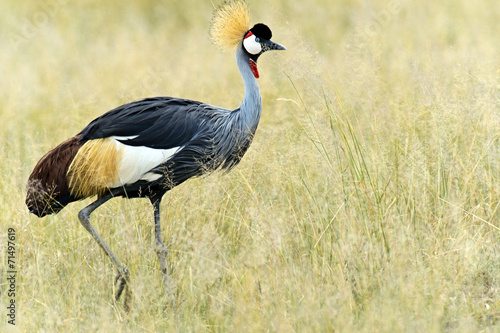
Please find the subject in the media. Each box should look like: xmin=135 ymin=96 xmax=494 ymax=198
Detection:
xmin=25 ymin=0 xmax=285 ymax=305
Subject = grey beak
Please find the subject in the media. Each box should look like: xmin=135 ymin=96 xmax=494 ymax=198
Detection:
xmin=262 ymin=40 xmax=287 ymax=52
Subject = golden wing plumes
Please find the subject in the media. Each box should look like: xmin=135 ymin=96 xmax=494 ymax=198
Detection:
xmin=210 ymin=0 xmax=251 ymax=51
xmin=67 ymin=138 xmax=121 ymax=198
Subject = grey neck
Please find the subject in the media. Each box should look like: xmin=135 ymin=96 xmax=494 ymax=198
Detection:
xmin=234 ymin=45 xmax=262 ymax=133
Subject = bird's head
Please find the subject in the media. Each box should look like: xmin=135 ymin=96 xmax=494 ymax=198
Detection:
xmin=242 ymin=23 xmax=286 ymax=78
xmin=210 ymin=0 xmax=286 ymax=79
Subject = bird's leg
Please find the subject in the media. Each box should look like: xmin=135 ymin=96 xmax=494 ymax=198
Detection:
xmin=78 ymin=193 xmax=131 ymax=306
xmin=152 ymin=199 xmax=170 ymax=293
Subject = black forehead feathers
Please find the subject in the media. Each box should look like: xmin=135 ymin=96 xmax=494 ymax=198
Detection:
xmin=249 ymin=23 xmax=272 ymax=40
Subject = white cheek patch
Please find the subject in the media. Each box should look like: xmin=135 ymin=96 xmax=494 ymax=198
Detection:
xmin=243 ymin=34 xmax=262 ymax=55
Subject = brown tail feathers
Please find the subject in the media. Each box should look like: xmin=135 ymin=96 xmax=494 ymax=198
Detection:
xmin=26 ymin=135 xmax=84 ymax=217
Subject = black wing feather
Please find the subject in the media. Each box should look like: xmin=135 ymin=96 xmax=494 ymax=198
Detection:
xmin=75 ymin=96 xmax=247 ymax=196
xmin=78 ymin=97 xmax=215 ymax=149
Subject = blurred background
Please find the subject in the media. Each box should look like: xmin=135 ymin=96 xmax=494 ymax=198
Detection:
xmin=1 ymin=0 xmax=499 ymax=331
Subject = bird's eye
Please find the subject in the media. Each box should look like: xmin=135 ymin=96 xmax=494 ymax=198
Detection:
xmin=255 ymin=37 xmax=260 ymax=43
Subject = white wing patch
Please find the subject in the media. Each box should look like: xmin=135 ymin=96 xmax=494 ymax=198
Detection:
xmin=109 ymin=136 xmax=180 ymax=187
xmin=113 ymin=135 xmax=139 ymax=141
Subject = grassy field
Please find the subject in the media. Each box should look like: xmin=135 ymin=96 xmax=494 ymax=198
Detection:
xmin=1 ymin=0 xmax=499 ymax=331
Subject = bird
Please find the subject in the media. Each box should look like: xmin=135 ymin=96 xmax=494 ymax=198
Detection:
xmin=25 ymin=0 xmax=285 ymax=306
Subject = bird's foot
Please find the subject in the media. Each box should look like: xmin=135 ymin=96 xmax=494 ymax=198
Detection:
xmin=114 ymin=267 xmax=131 ymax=312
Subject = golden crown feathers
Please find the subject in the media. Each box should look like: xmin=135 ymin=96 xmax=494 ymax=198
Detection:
xmin=210 ymin=0 xmax=251 ymax=51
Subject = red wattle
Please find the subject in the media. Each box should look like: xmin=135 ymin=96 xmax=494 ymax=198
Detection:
xmin=249 ymin=59 xmax=259 ymax=79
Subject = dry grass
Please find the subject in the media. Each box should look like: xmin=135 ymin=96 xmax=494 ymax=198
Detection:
xmin=1 ymin=0 xmax=499 ymax=331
